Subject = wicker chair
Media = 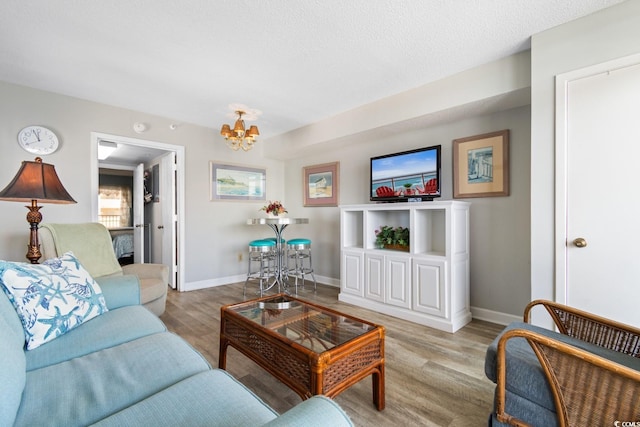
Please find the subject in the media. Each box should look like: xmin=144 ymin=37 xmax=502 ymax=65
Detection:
xmin=523 ymin=300 xmax=640 ymax=357
xmin=495 ymin=300 xmax=640 ymax=426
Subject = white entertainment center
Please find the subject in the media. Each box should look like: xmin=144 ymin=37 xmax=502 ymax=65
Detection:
xmin=339 ymin=201 xmax=471 ymax=333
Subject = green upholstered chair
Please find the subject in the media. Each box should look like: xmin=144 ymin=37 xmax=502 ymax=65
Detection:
xmin=39 ymin=222 xmax=168 ymax=316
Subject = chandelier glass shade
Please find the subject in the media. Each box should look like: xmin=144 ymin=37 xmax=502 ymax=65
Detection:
xmin=220 ymin=110 xmax=260 ymax=151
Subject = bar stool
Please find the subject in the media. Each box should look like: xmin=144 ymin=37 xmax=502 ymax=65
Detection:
xmin=265 ymin=237 xmax=288 ymax=283
xmin=244 ymin=239 xmax=277 ymax=297
xmin=286 ymin=238 xmax=317 ymax=293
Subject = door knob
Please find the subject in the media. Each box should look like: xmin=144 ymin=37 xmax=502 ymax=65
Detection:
xmin=573 ymin=237 xmax=587 ymax=248
xmin=157 ymin=225 xmax=164 ymax=230
xmin=135 ymin=224 xmax=144 ymax=228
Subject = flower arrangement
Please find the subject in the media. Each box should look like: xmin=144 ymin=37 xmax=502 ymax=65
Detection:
xmin=374 ymin=225 xmax=410 ymax=250
xmin=260 ymin=200 xmax=287 ymax=216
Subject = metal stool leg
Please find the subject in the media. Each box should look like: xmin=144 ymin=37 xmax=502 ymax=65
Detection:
xmin=245 ymin=240 xmax=276 ymax=297
xmin=286 ymin=239 xmax=316 ymax=293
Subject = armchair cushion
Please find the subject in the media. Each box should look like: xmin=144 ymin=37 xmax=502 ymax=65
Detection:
xmin=122 ymin=263 xmax=169 ymax=303
xmin=486 ymin=321 xmax=640 ymax=413
xmin=41 ymin=223 xmax=123 ymax=278
xmin=40 ymin=223 xmax=169 ymax=316
xmin=0 ymin=252 xmax=108 ymax=349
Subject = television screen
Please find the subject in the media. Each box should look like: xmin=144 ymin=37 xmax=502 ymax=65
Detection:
xmin=370 ymin=145 xmax=441 ymax=202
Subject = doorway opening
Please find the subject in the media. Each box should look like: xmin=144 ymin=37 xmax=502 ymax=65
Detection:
xmin=90 ymin=132 xmax=185 ymax=291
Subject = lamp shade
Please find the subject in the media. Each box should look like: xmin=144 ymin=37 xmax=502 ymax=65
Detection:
xmin=247 ymin=125 xmax=259 ymax=137
xmin=0 ymin=157 xmax=76 ymax=204
xmin=220 ymin=124 xmax=233 ymax=138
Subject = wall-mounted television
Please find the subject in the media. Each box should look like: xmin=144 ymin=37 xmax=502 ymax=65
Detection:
xmin=370 ymin=145 xmax=441 ymax=202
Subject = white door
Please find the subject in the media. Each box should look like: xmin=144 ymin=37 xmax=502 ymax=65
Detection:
xmin=160 ymin=152 xmax=177 ymax=289
xmin=132 ymin=163 xmax=145 ymax=263
xmin=557 ymin=57 xmax=640 ymax=326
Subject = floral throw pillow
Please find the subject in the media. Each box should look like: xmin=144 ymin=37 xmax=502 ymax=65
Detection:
xmin=0 ymin=252 xmax=108 ymax=350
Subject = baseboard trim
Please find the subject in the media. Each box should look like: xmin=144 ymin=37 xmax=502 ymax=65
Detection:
xmin=470 ymin=306 xmax=520 ymax=326
xmin=182 ymin=274 xmax=340 ymax=292
xmin=184 ymin=278 xmax=518 ymax=327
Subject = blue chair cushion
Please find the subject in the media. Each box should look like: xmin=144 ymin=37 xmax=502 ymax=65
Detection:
xmin=287 ymin=238 xmax=311 ymax=245
xmin=485 ymin=321 xmax=640 ymax=413
xmin=249 ymin=240 xmax=276 ymax=247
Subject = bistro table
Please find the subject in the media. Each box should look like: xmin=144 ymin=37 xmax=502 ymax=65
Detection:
xmin=247 ymin=217 xmax=309 ymax=293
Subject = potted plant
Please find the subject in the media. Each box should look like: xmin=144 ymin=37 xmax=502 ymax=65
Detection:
xmin=374 ymin=225 xmax=409 ymax=251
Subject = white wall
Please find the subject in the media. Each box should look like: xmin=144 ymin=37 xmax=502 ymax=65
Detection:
xmin=0 ymin=81 xmax=286 ymax=287
xmin=0 ymin=50 xmax=533 ymax=321
xmin=283 ymin=105 xmax=531 ymax=319
xmin=530 ymin=0 xmax=640 ymax=305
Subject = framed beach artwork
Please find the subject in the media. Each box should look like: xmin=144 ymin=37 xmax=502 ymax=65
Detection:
xmin=303 ymin=162 xmax=339 ymax=206
xmin=453 ymin=129 xmax=509 ymax=198
xmin=210 ymin=162 xmax=266 ymax=201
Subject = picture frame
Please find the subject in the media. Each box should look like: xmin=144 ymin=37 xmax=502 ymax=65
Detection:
xmin=210 ymin=162 xmax=266 ymax=201
xmin=453 ymin=129 xmax=509 ymax=198
xmin=303 ymin=162 xmax=339 ymax=207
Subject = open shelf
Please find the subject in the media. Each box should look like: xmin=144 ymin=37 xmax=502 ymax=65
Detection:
xmin=339 ymin=201 xmax=471 ymax=333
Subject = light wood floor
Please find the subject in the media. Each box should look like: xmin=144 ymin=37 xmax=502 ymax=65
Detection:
xmin=160 ymin=283 xmax=504 ymax=427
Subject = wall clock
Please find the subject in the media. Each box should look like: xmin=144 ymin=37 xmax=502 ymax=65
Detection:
xmin=17 ymin=125 xmax=60 ymax=155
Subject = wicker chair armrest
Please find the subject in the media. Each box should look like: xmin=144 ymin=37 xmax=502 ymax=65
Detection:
xmin=496 ymin=328 xmax=640 ymax=427
xmin=524 ymin=299 xmax=640 ymax=357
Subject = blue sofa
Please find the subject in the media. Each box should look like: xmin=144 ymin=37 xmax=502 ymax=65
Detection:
xmin=0 ymin=267 xmax=353 ymax=426
xmin=484 ymin=300 xmax=640 ymax=426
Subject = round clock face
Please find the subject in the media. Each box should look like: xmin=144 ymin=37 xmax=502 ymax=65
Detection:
xmin=18 ymin=126 xmax=60 ymax=155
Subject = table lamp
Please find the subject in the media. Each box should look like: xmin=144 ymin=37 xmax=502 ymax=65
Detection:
xmin=0 ymin=157 xmax=76 ymax=263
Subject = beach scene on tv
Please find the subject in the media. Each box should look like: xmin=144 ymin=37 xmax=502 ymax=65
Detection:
xmin=371 ymin=149 xmax=439 ymax=198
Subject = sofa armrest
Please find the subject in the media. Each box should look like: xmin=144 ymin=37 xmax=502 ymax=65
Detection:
xmin=122 ymin=263 xmax=169 ymax=282
xmin=94 ymin=274 xmax=141 ymax=309
xmin=495 ymin=328 xmax=640 ymax=426
xmin=262 ymin=396 xmax=353 ymax=427
xmin=524 ymin=299 xmax=640 ymax=357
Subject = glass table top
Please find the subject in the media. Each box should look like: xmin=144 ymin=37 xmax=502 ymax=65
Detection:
xmin=228 ymin=295 xmax=377 ymax=353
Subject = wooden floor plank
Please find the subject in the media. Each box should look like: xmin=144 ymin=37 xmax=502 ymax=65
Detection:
xmin=160 ymin=283 xmax=504 ymax=426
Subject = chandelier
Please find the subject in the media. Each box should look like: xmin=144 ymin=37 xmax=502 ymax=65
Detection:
xmin=220 ymin=110 xmax=260 ymax=151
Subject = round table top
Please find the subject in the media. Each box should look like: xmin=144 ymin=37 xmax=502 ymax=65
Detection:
xmin=247 ymin=217 xmax=309 ymax=225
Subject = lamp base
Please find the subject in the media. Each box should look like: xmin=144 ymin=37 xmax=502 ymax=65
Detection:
xmin=25 ymin=201 xmax=42 ymax=264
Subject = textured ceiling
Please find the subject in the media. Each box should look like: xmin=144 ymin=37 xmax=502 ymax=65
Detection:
xmin=0 ymin=0 xmax=626 ymax=139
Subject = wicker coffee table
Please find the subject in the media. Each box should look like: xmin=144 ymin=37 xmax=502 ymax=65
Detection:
xmin=219 ymin=294 xmax=385 ymax=410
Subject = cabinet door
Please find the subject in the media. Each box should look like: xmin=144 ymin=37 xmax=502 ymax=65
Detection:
xmin=385 ymin=255 xmax=411 ymax=309
xmin=413 ymin=258 xmax=447 ymax=318
xmin=365 ymin=253 xmax=385 ymax=302
xmin=341 ymin=250 xmax=363 ymax=297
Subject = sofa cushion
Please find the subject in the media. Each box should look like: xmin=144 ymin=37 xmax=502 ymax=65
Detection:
xmin=90 ymin=370 xmax=278 ymax=427
xmin=262 ymin=396 xmax=354 ymax=427
xmin=0 ymin=298 xmax=26 ymax=427
xmin=25 ymin=305 xmax=166 ymax=371
xmin=14 ymin=332 xmax=211 ymax=427
xmin=0 ymin=252 xmax=108 ymax=349
xmin=94 ymin=274 xmax=140 ymax=309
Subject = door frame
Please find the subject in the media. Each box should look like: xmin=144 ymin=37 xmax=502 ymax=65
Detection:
xmin=90 ymin=132 xmax=186 ymax=291
xmin=554 ymin=52 xmax=640 ymax=304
